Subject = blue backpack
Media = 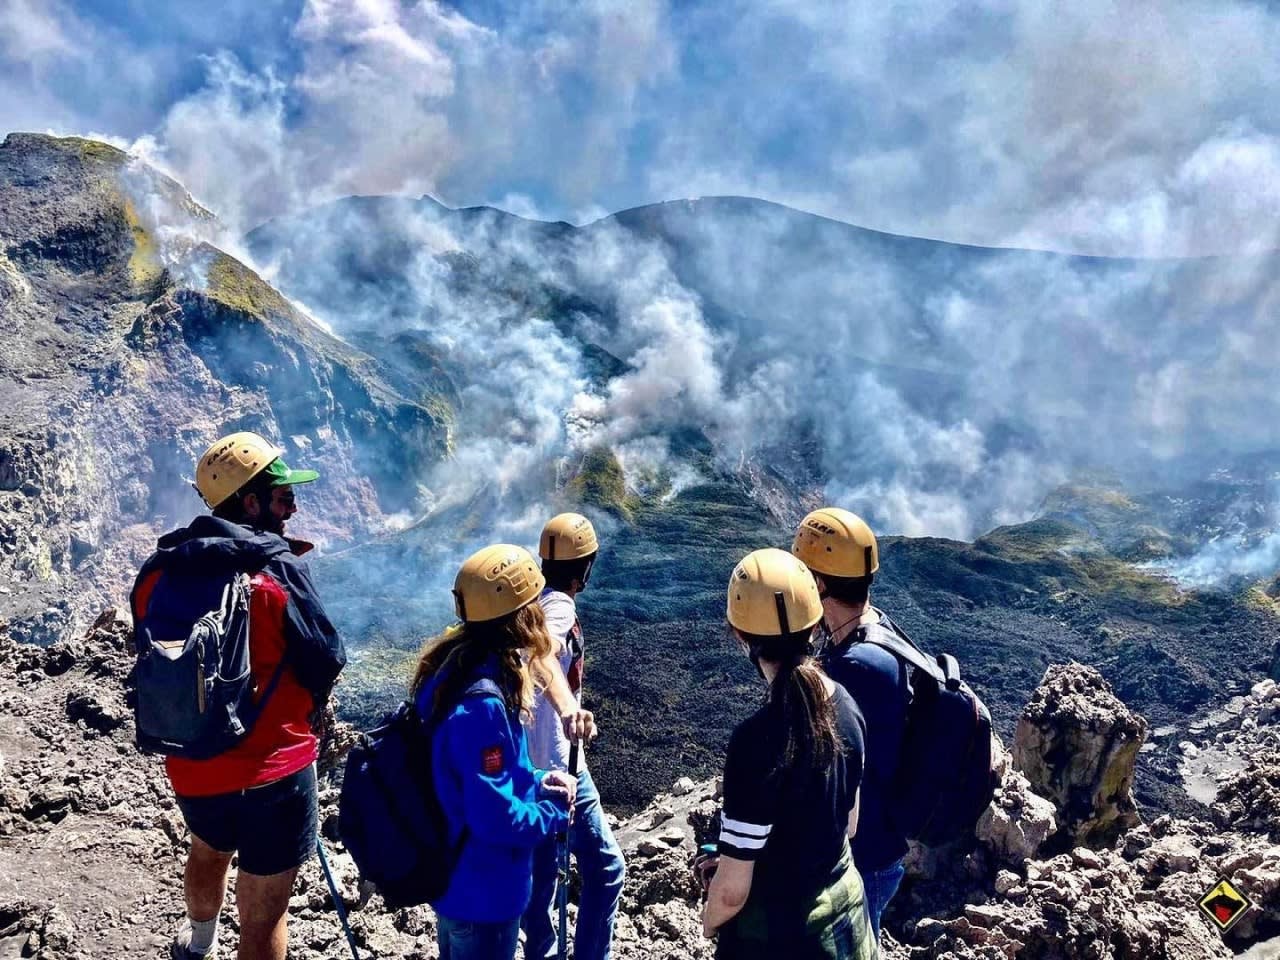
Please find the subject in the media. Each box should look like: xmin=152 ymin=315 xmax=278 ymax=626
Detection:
xmin=338 ymin=679 xmax=500 ymax=909
xmin=860 ymin=615 xmax=997 ymax=847
xmin=133 ymin=570 xmax=286 ymax=759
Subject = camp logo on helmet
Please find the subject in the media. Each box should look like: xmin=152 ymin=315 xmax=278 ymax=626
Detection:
xmin=489 ymin=556 xmax=517 ymax=576
xmin=804 ymin=518 xmax=839 ymax=535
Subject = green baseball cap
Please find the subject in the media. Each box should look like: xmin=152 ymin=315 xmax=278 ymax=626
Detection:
xmin=263 ymin=457 xmax=319 ymax=487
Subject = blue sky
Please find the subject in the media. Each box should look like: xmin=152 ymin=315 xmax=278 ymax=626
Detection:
xmin=3 ymin=0 xmax=1280 ymax=255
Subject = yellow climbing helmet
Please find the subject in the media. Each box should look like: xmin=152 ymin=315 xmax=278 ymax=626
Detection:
xmin=453 ymin=544 xmax=546 ymax=623
xmin=194 ymin=431 xmax=319 ymax=508
xmin=539 ymin=512 xmax=599 ymax=561
xmin=195 ymin=432 xmax=282 ymax=508
xmin=791 ymin=507 xmax=879 ymax=579
xmin=726 ymin=548 xmax=823 ymax=636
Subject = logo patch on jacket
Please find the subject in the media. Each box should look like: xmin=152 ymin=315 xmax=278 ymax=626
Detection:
xmin=481 ymin=745 xmax=504 ymax=775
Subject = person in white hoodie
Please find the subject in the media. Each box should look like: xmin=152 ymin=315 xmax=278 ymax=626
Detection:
xmin=521 ymin=513 xmax=626 ymax=960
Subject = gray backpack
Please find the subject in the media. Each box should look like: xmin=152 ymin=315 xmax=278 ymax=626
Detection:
xmin=133 ymin=571 xmax=285 ymax=758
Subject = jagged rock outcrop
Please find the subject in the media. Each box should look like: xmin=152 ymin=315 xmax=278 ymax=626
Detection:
xmin=1214 ymin=750 xmax=1280 ymax=841
xmin=902 ymin=661 xmax=1280 ymax=958
xmin=0 ymin=900 xmax=83 ymax=960
xmin=901 ymin=812 xmax=1280 ymax=958
xmin=0 ymin=133 xmax=449 ymax=644
xmin=1013 ymin=662 xmax=1147 ymax=849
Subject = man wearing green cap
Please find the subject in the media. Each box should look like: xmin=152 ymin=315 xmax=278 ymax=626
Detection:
xmin=131 ymin=431 xmax=346 ymax=960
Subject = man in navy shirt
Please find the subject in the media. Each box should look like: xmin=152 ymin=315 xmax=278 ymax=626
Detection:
xmin=792 ymin=507 xmax=911 ymax=942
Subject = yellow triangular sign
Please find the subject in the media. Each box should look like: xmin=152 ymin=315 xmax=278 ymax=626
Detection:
xmin=1197 ymin=878 xmax=1252 ymax=933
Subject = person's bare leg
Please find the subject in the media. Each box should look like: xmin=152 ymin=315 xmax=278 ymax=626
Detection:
xmin=186 ymin=835 xmax=233 ymax=921
xmin=235 ymin=867 xmax=299 ymax=960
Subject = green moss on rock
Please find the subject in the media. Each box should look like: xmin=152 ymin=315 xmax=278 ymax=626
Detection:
xmin=46 ymin=135 xmax=128 ymax=166
xmin=1244 ymin=584 xmax=1280 ymax=616
xmin=1043 ymin=484 xmax=1138 ymax=513
xmin=569 ymin=445 xmax=631 ymax=518
xmin=205 ymin=252 xmax=294 ymax=321
xmin=977 ymin=519 xmax=1185 ymax=607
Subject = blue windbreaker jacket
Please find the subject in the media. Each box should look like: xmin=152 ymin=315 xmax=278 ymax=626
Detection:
xmin=416 ymin=663 xmax=567 ymax=922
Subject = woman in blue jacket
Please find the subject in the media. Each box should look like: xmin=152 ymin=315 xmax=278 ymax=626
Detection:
xmin=413 ymin=544 xmax=577 ymax=960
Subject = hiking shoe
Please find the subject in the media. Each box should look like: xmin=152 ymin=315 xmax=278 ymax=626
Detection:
xmin=171 ymin=919 xmax=217 ymax=960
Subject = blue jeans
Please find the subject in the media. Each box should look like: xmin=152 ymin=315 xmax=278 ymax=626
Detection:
xmin=858 ymin=859 xmax=905 ymax=942
xmin=437 ymin=915 xmax=520 ymax=960
xmin=521 ymin=769 xmax=625 ymax=960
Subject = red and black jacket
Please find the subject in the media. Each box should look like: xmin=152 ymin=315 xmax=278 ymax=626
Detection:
xmin=131 ymin=515 xmax=347 ymax=795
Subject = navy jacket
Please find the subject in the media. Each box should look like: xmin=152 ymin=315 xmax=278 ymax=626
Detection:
xmin=417 ymin=663 xmax=567 ymax=922
xmin=819 ymin=608 xmax=912 ymax=871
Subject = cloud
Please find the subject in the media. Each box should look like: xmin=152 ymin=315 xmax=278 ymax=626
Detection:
xmin=114 ymin=2 xmax=474 ymax=230
xmin=137 ymin=54 xmax=294 ymax=231
xmin=40 ymin=0 xmax=676 ymax=233
xmin=0 ymin=0 xmax=76 ymax=60
xmin=8 ymin=0 xmax=1280 ymax=255
xmin=645 ymin=0 xmax=1280 ymax=256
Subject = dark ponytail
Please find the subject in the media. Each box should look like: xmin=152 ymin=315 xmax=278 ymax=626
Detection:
xmin=742 ymin=630 xmax=842 ymax=771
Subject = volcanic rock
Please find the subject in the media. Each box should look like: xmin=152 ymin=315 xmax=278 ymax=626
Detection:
xmin=975 ymin=736 xmax=1059 ymax=867
xmin=1013 ymin=662 xmax=1146 ymax=849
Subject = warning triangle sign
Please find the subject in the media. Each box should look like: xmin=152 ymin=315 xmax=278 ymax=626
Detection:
xmin=1197 ymin=878 xmax=1252 ymax=933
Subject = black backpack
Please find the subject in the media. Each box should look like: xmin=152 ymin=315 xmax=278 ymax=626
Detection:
xmin=338 ymin=679 xmax=500 ymax=909
xmin=133 ymin=570 xmax=286 ymax=759
xmin=858 ymin=614 xmax=997 ymax=847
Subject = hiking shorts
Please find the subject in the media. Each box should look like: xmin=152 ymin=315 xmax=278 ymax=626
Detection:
xmin=175 ymin=764 xmax=317 ymax=876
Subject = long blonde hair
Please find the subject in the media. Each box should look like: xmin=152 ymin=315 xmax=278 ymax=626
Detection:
xmin=412 ymin=601 xmax=554 ymax=723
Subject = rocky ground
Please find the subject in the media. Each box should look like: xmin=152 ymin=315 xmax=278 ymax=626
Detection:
xmin=1 ymin=613 xmax=1278 ymax=959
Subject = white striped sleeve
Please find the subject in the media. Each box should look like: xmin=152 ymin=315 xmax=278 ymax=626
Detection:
xmin=719 ymin=814 xmax=773 ymax=858
xmin=717 ymin=719 xmax=777 ymax=861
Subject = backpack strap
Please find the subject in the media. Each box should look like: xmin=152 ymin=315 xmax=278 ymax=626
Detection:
xmin=461 ymin=678 xmax=503 ymax=702
xmin=854 ymin=614 xmax=948 ymax=687
xmin=427 ymin=677 xmax=503 ymax=871
xmin=233 ymin=573 xmax=292 ymax=731
xmin=242 ymin=658 xmax=291 ymax=727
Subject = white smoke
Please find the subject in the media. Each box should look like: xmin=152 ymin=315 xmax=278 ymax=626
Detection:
xmin=1145 ymin=531 xmax=1280 ymax=589
xmin=8 ymin=0 xmax=1280 ymax=256
xmin=7 ymin=0 xmax=1280 ymax=586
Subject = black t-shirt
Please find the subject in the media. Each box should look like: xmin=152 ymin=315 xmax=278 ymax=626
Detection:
xmin=717 ymin=683 xmax=866 ymax=906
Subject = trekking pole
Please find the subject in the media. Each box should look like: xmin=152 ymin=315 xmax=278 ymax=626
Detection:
xmin=316 ymin=835 xmax=363 ymax=960
xmin=557 ymin=740 xmax=582 ymax=960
